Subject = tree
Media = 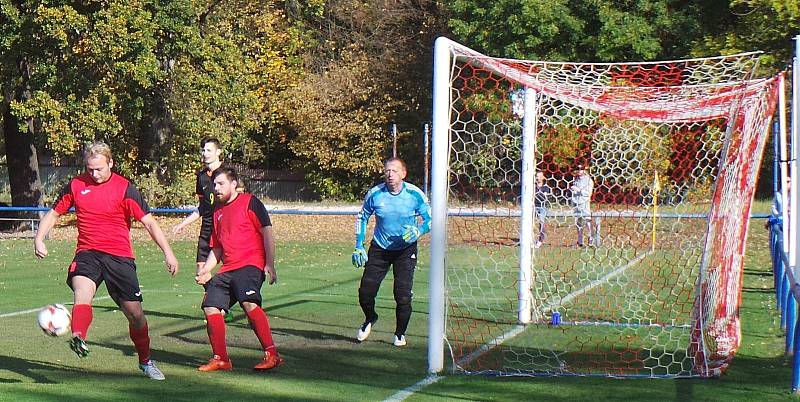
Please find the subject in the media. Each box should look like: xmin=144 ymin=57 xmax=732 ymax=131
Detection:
xmin=281 ymin=52 xmax=403 ymax=198
xmin=276 ymin=0 xmax=444 ymax=198
xmin=690 ymin=0 xmax=799 ymax=75
xmin=446 ymin=0 xmax=705 ymax=62
xmin=0 ymin=0 xmax=175 ymax=205
xmin=0 ymin=0 xmax=305 ymax=206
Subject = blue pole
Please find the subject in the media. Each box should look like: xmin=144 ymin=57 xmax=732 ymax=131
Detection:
xmin=787 ymin=295 xmax=797 ymax=354
xmin=793 ymin=314 xmax=800 ymax=392
xmin=784 ymin=276 xmax=793 ymax=330
xmin=776 ymin=233 xmax=786 ymax=311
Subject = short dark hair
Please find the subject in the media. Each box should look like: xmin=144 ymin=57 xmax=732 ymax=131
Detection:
xmin=201 ymin=137 xmax=221 ymax=149
xmin=385 ymin=157 xmax=407 ymax=171
xmin=212 ymin=166 xmax=238 ymax=183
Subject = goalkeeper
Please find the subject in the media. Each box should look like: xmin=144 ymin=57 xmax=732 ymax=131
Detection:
xmin=351 ymin=157 xmax=431 ymax=347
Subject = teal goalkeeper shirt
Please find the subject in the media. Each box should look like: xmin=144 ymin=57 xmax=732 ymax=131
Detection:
xmin=355 ymin=182 xmax=431 ymax=251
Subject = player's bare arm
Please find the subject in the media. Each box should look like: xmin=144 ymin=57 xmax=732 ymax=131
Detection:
xmin=172 ymin=210 xmax=200 ymax=234
xmin=262 ymin=226 xmax=277 ymax=285
xmin=195 ymin=246 xmax=221 ymax=285
xmin=140 ymin=214 xmax=179 ymax=277
xmin=34 ymin=209 xmax=62 ymax=259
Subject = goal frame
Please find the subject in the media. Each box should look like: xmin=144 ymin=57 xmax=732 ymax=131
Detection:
xmin=427 ymin=36 xmax=785 ymax=375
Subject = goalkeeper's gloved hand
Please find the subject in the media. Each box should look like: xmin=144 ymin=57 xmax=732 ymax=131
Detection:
xmin=352 ymin=246 xmax=367 ymax=268
xmin=402 ymin=225 xmax=421 ymax=243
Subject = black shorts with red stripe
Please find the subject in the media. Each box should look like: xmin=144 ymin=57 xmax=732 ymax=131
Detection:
xmin=202 ymin=266 xmax=265 ymax=310
xmin=67 ymin=250 xmax=142 ymax=305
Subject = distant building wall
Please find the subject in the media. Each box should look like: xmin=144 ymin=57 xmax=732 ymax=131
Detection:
xmin=230 ymin=164 xmax=319 ymax=202
xmin=0 ymin=163 xmax=319 ymax=203
xmin=0 ymin=164 xmax=81 ymax=203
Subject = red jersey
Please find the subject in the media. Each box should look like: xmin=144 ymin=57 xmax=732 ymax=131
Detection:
xmin=210 ymin=193 xmax=271 ymax=273
xmin=52 ymin=172 xmax=149 ymax=258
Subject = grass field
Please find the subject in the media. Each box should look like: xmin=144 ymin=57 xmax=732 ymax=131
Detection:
xmin=0 ymin=211 xmax=795 ymax=401
xmin=443 ymin=209 xmax=721 ymax=378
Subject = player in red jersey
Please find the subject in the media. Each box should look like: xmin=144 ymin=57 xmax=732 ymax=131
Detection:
xmin=194 ymin=167 xmax=282 ymax=372
xmin=34 ymin=142 xmax=179 ymax=380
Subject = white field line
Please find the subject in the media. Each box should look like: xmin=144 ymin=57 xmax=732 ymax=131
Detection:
xmin=454 ymin=324 xmax=527 ymax=369
xmin=0 ymin=307 xmax=51 ymax=318
xmin=384 ymin=253 xmax=656 ymax=401
xmin=383 ymin=374 xmax=444 ymax=402
xmin=141 ymin=289 xmax=206 ymax=294
xmin=542 ymin=250 xmax=653 ymax=313
xmin=0 ymin=289 xmax=344 ymax=319
xmin=457 ymin=250 xmax=654 ymax=370
xmin=0 ymin=295 xmax=112 ymax=318
xmin=0 ymin=288 xmax=210 ymax=319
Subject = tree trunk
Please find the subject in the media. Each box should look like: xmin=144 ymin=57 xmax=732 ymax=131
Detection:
xmin=1 ymin=57 xmax=44 ymax=230
xmin=3 ymin=107 xmax=43 ymax=208
xmin=137 ymin=89 xmax=173 ymax=179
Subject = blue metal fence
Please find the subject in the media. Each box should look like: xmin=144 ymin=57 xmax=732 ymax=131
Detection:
xmin=768 ymin=208 xmax=800 ymax=391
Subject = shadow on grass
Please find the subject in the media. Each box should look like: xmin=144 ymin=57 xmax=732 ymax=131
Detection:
xmin=742 ymin=286 xmax=776 ymax=294
xmin=90 ymin=341 xmax=205 ymax=367
xmin=419 ymin=354 xmax=791 ymax=401
xmin=742 ymin=268 xmax=774 ymax=277
xmin=0 ymin=355 xmax=83 ymax=384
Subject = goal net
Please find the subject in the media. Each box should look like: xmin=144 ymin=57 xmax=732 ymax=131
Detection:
xmin=428 ymin=38 xmax=781 ymax=378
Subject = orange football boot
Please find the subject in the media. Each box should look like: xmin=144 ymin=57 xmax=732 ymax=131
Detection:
xmin=198 ymin=355 xmax=233 ymax=372
xmin=253 ymin=350 xmax=284 ymax=371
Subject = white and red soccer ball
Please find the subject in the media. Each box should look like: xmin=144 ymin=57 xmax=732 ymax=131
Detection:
xmin=37 ymin=304 xmax=71 ymax=337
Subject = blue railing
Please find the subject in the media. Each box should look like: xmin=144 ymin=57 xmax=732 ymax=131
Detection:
xmin=0 ymin=206 xmax=359 ymax=216
xmin=767 ymin=212 xmax=800 ymax=392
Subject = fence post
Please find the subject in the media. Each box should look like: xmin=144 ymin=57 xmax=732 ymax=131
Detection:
xmin=391 ymin=122 xmax=398 ymax=158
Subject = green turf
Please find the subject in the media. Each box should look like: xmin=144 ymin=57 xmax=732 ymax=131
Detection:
xmin=441 ymin=208 xmax=761 ymax=379
xmin=0 ymin=223 xmax=794 ymax=401
xmin=444 ymin=240 xmax=703 ymax=376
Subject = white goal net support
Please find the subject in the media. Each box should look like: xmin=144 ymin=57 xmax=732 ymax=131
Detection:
xmin=428 ymin=37 xmax=782 ymax=378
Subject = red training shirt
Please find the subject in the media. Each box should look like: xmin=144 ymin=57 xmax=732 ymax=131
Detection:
xmin=52 ymin=172 xmax=150 ymax=259
xmin=210 ymin=192 xmax=272 ymax=273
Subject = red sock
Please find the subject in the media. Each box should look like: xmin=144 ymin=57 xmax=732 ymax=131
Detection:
xmin=246 ymin=308 xmax=275 ymax=352
xmin=206 ymin=313 xmax=229 ymax=361
xmin=71 ymin=304 xmax=92 ymax=339
xmin=129 ymin=323 xmax=151 ymax=364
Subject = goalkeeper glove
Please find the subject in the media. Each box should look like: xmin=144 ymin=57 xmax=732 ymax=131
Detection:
xmin=402 ymin=225 xmax=421 ymax=243
xmin=352 ymin=246 xmax=367 ymax=268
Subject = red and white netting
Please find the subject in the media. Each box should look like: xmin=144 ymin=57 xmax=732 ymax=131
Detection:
xmin=440 ymin=44 xmax=781 ymax=377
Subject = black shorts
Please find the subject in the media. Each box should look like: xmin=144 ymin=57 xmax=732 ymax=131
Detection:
xmin=196 ymin=219 xmax=213 ymax=263
xmin=202 ymin=266 xmax=265 ymax=310
xmin=67 ymin=250 xmax=142 ymax=305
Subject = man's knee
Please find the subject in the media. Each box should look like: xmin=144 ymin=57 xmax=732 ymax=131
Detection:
xmin=395 ymin=296 xmax=412 ymax=308
xmin=203 ymin=306 xmax=223 ymax=316
xmin=359 ymin=273 xmax=382 ymax=294
xmin=359 ymin=284 xmax=378 ymax=303
xmin=240 ymin=301 xmax=260 ymax=312
xmin=394 ymin=289 xmax=413 ymax=307
xmin=121 ymin=302 xmax=146 ymax=325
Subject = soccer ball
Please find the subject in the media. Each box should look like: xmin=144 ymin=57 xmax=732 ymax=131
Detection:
xmin=37 ymin=304 xmax=71 ymax=337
